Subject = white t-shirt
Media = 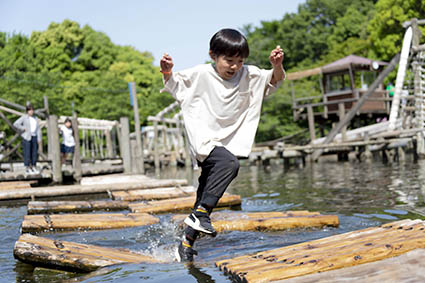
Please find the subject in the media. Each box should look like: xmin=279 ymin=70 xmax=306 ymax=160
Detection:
xmin=60 ymin=125 xmax=75 ymax=147
xmin=161 ymin=64 xmax=283 ymax=162
xmin=29 ymin=116 xmax=37 ymax=136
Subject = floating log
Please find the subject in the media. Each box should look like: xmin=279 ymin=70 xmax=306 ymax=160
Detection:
xmin=283 ymin=248 xmax=425 ymax=282
xmin=14 ymin=234 xmax=159 ymax=272
xmin=216 ymin=219 xmax=425 ymax=282
xmin=112 ymin=186 xmax=196 ymax=201
xmin=171 ymin=211 xmax=338 ymax=232
xmin=0 ymin=178 xmax=188 ymax=201
xmin=129 ymin=194 xmax=241 ymax=214
xmin=21 ymin=213 xmax=159 ymax=232
xmin=27 ymin=200 xmax=130 ymax=214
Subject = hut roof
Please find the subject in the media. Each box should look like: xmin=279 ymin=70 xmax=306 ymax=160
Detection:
xmin=287 ymin=55 xmax=388 ymax=81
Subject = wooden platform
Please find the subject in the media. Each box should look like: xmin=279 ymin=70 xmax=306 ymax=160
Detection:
xmin=0 ymin=178 xmax=187 ymax=201
xmin=21 ymin=213 xmax=159 ymax=232
xmin=112 ymin=185 xmax=196 ymax=201
xmin=215 ymin=219 xmax=425 ymax=282
xmin=172 ymin=211 xmax=339 ymax=232
xmin=14 ymin=234 xmax=159 ymax=272
xmin=129 ymin=194 xmax=242 ymax=214
xmin=27 ymin=200 xmax=130 ymax=214
xmin=278 ymin=248 xmax=425 ymax=282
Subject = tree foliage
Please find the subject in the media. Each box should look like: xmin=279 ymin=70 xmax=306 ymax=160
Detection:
xmin=0 ymin=20 xmax=171 ymax=134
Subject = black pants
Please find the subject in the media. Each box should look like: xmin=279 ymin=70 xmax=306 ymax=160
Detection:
xmin=22 ymin=136 xmax=38 ymax=167
xmin=194 ymin=146 xmax=240 ymax=210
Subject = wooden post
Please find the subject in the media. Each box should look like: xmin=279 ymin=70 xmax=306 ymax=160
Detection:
xmin=320 ymin=77 xmax=327 ymax=119
xmin=105 ymin=130 xmax=113 ymax=158
xmin=129 ymin=82 xmax=144 ymax=174
xmin=291 ymin=82 xmax=297 ymax=121
xmin=307 ymin=106 xmax=316 ymax=142
xmin=338 ymin=103 xmax=347 ymax=142
xmin=71 ymin=115 xmax=82 ymax=182
xmin=119 ymin=117 xmax=132 ymax=174
xmin=43 ymin=96 xmax=49 ymax=116
xmin=153 ymin=120 xmax=160 ymax=170
xmin=48 ymin=115 xmax=62 ymax=184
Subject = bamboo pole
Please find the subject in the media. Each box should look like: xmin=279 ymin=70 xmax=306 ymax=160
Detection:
xmin=14 ymin=234 xmax=159 ymax=272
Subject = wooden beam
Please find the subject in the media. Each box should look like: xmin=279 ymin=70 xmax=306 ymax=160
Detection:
xmin=311 ymin=53 xmax=401 ymax=161
xmin=14 ymin=234 xmax=159 ymax=272
xmin=307 ymin=106 xmax=316 ymax=142
xmin=172 ymin=211 xmax=339 ymax=232
xmin=48 ymin=115 xmax=62 ymax=183
xmin=27 ymin=200 xmax=130 ymax=214
xmin=129 ymin=194 xmax=241 ymax=213
xmin=21 ymin=212 xmax=159 ymax=232
xmin=0 ymin=179 xmax=188 ymax=201
xmin=112 ymin=185 xmax=196 ymax=201
xmin=71 ymin=115 xmax=82 ymax=182
xmin=129 ymin=82 xmax=144 ymax=174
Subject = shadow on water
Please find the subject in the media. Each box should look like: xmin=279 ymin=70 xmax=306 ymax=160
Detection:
xmin=3 ymin=159 xmax=425 ymax=282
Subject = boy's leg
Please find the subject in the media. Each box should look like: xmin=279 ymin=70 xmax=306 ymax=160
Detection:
xmin=22 ymin=139 xmax=30 ymax=168
xmin=30 ymin=136 xmax=38 ymax=167
xmin=185 ymin=147 xmax=239 ymax=235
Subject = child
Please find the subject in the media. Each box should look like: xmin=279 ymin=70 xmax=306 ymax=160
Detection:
xmin=160 ymin=28 xmax=285 ymax=262
xmin=13 ymin=105 xmax=41 ymax=174
xmin=60 ymin=118 xmax=75 ymax=164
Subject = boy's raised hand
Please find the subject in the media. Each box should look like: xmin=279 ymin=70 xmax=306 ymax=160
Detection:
xmin=269 ymin=45 xmax=284 ymax=67
xmin=160 ymin=53 xmax=174 ymax=73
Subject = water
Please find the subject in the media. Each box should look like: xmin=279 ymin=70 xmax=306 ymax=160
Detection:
xmin=2 ymin=159 xmax=425 ymax=282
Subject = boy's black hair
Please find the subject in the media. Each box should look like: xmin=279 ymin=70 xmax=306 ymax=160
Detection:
xmin=26 ymin=105 xmax=34 ymax=112
xmin=64 ymin=118 xmax=72 ymax=124
xmin=209 ymin=29 xmax=249 ymax=58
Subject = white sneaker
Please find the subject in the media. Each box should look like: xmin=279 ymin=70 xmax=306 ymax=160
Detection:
xmin=31 ymin=167 xmax=40 ymax=174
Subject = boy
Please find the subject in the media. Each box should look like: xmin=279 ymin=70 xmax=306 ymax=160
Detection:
xmin=60 ymin=118 xmax=75 ymax=164
xmin=160 ymin=28 xmax=285 ymax=262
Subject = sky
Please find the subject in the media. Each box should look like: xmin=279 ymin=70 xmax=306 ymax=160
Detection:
xmin=0 ymin=0 xmax=305 ymax=71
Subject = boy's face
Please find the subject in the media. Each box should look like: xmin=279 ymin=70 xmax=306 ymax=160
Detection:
xmin=65 ymin=121 xmax=72 ymax=128
xmin=210 ymin=53 xmax=245 ymax=80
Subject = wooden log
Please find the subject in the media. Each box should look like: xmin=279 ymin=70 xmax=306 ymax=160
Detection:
xmin=129 ymin=194 xmax=241 ymax=214
xmin=21 ymin=213 xmax=159 ymax=232
xmin=112 ymin=185 xmax=196 ymax=201
xmin=0 ymin=181 xmax=36 ymax=190
xmin=14 ymin=233 xmax=159 ymax=272
xmin=27 ymin=200 xmax=130 ymax=214
xmin=119 ymin=117 xmax=132 ymax=173
xmin=277 ymin=248 xmax=425 ymax=282
xmin=71 ymin=115 xmax=82 ymax=182
xmin=48 ymin=115 xmax=62 ymax=183
xmin=216 ymin=219 xmax=425 ymax=282
xmin=171 ymin=211 xmax=338 ymax=232
xmin=0 ymin=179 xmax=187 ymax=201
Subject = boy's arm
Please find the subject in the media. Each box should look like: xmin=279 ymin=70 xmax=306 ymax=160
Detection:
xmin=160 ymin=53 xmax=174 ymax=83
xmin=269 ymin=45 xmax=285 ymax=85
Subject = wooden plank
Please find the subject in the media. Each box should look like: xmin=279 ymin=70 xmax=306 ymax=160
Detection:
xmin=21 ymin=213 xmax=159 ymax=232
xmin=216 ymin=219 xmax=425 ymax=282
xmin=112 ymin=186 xmax=196 ymax=201
xmin=129 ymin=194 xmax=241 ymax=214
xmin=276 ymin=248 xmax=425 ymax=282
xmin=27 ymin=200 xmax=130 ymax=214
xmin=14 ymin=234 xmax=159 ymax=272
xmin=0 ymin=179 xmax=188 ymax=201
xmin=172 ymin=211 xmax=338 ymax=232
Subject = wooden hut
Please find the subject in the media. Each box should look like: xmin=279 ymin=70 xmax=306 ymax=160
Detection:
xmin=290 ymin=55 xmax=389 ymax=121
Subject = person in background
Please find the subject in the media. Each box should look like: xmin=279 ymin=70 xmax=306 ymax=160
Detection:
xmin=60 ymin=118 xmax=75 ymax=165
xmin=13 ymin=104 xmax=41 ymax=174
xmin=160 ymin=28 xmax=285 ymax=262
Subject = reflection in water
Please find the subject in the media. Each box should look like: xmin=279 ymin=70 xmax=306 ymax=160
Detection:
xmin=186 ymin=263 xmax=215 ymax=283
